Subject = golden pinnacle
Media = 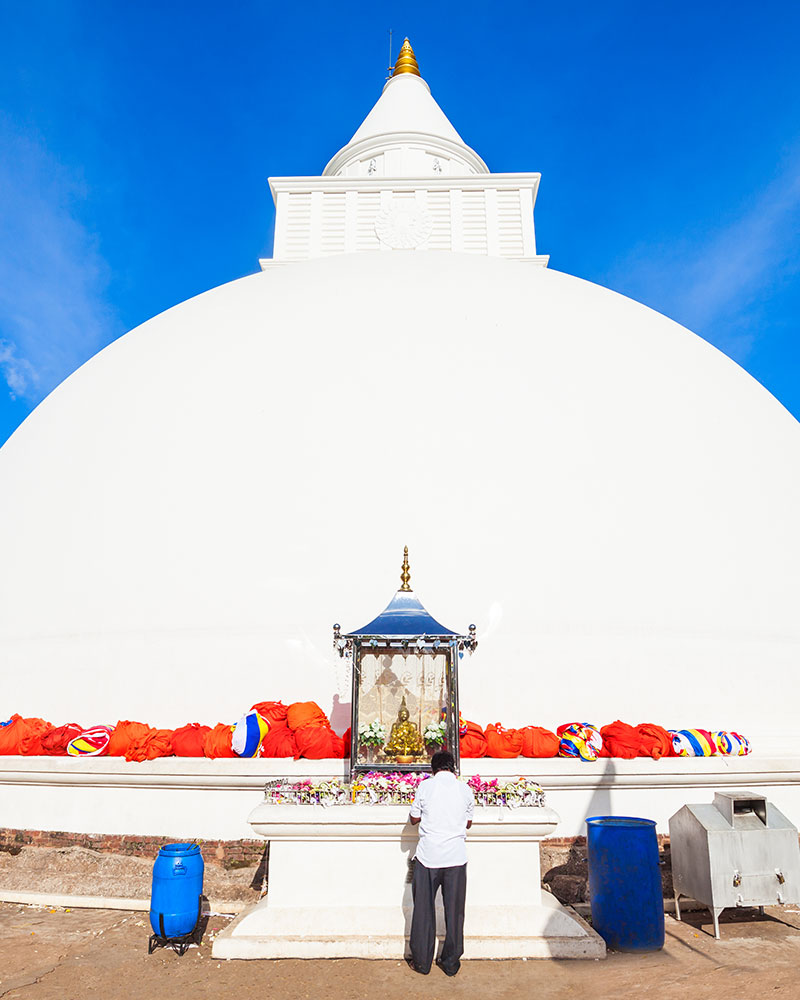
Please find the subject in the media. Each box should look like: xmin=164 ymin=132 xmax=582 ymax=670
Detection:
xmin=400 ymin=546 xmax=412 ymax=591
xmin=392 ymin=38 xmax=421 ymax=77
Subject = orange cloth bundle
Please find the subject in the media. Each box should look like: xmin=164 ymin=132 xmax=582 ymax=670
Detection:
xmin=107 ymin=721 xmax=174 ymax=761
xmin=286 ymin=702 xmax=329 ymax=731
xmin=260 ymin=723 xmax=299 ymax=758
xmin=203 ymin=723 xmax=236 ymax=759
xmin=0 ymin=715 xmax=52 ymax=756
xmin=459 ymin=720 xmax=488 ymax=758
xmin=107 ymin=721 xmax=151 ymax=758
xmin=636 ymin=723 xmax=673 ymax=760
xmin=19 ymin=718 xmax=52 ymax=756
xmin=293 ymin=725 xmax=345 ymax=759
xmin=599 ymin=720 xmax=641 ymax=759
xmin=171 ymin=724 xmax=211 ymax=757
xmin=129 ymin=728 xmax=173 ymax=762
xmin=41 ymin=723 xmax=84 ymax=755
xmin=520 ymin=726 xmax=559 ymax=758
xmin=485 ymin=723 xmax=523 ymax=759
xmin=250 ymin=701 xmax=289 ymax=726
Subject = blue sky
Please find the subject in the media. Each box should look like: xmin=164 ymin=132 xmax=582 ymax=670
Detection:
xmin=1 ymin=1 xmax=799 ymax=444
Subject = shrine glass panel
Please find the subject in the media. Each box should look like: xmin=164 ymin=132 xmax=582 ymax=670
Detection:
xmin=353 ymin=648 xmax=455 ymax=770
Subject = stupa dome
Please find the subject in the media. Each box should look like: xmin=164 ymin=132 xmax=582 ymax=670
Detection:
xmin=2 ymin=42 xmax=798 ymax=748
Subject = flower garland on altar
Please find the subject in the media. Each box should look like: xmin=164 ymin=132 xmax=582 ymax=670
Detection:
xmin=263 ymin=772 xmax=546 ymax=808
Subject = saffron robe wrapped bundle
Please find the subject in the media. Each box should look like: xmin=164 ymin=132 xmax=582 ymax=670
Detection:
xmin=599 ymin=720 xmax=641 ymax=759
xmin=260 ymin=723 xmax=298 ymax=758
xmin=171 ymin=723 xmax=211 ymax=757
xmin=293 ymin=725 xmax=345 ymax=759
xmin=286 ymin=702 xmax=329 ymax=731
xmin=203 ymin=723 xmax=236 ymax=758
xmin=485 ymin=723 xmax=523 ymax=758
xmin=459 ymin=720 xmax=489 ymax=758
xmin=557 ymin=723 xmax=603 ymax=762
xmin=107 ymin=721 xmax=152 ymax=758
xmin=520 ymin=726 xmax=559 ymax=758
xmin=636 ymin=723 xmax=674 ymax=759
xmin=0 ymin=715 xmax=53 ymax=755
xmin=250 ymin=701 xmax=289 ymax=727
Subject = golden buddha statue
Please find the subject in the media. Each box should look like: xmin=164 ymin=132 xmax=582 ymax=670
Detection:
xmin=384 ymin=697 xmax=424 ymax=762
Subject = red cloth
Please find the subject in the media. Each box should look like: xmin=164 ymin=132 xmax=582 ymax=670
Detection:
xmin=293 ymin=725 xmax=345 ymax=760
xmin=203 ymin=723 xmax=236 ymax=759
xmin=599 ymin=720 xmax=642 ymax=759
xmin=250 ymin=701 xmax=289 ymax=727
xmin=260 ymin=723 xmax=299 ymax=758
xmin=342 ymin=727 xmax=351 ymax=759
xmin=41 ymin=723 xmax=84 ymax=755
xmin=0 ymin=715 xmax=53 ymax=755
xmin=520 ymin=726 xmax=559 ymax=758
xmin=485 ymin=723 xmax=523 ymax=759
xmin=286 ymin=702 xmax=329 ymax=731
xmin=459 ymin=720 xmax=488 ymax=758
xmin=171 ymin=724 xmax=211 ymax=757
xmin=636 ymin=722 xmax=673 ymax=760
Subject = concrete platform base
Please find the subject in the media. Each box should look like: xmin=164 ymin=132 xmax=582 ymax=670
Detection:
xmin=212 ymin=893 xmax=604 ymax=959
xmin=210 ymin=801 xmax=605 ymax=960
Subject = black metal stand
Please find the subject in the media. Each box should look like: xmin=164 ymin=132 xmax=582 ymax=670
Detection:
xmin=148 ymin=895 xmax=203 ymax=956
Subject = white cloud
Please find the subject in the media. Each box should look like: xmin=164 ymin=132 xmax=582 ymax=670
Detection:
xmin=599 ymin=153 xmax=800 ymax=363
xmin=0 ymin=115 xmax=117 ymax=403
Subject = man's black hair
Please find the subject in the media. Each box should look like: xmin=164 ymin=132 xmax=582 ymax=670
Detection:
xmin=431 ymin=750 xmax=456 ymax=774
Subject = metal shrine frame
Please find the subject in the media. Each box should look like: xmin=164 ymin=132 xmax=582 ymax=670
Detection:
xmin=334 ymin=548 xmax=477 ymax=776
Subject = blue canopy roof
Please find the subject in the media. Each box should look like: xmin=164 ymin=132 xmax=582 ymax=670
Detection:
xmin=346 ymin=589 xmax=460 ymax=638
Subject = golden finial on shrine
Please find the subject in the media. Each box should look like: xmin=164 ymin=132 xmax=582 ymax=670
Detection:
xmin=392 ymin=38 xmax=421 ymax=77
xmin=400 ymin=545 xmax=412 ymax=591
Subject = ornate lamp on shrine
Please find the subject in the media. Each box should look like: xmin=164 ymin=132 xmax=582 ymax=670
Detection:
xmin=334 ymin=548 xmax=477 ymax=775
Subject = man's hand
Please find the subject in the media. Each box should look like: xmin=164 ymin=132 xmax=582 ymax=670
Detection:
xmin=410 ymin=815 xmax=421 ymax=825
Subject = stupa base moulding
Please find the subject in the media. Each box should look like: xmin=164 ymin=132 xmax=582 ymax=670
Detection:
xmin=211 ymin=802 xmax=605 ymax=960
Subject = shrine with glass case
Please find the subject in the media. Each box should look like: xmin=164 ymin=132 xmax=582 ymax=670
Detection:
xmin=334 ymin=548 xmax=477 ymax=775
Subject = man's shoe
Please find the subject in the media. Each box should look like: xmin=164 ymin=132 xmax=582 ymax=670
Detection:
xmin=436 ymin=958 xmax=459 ymax=977
xmin=406 ymin=957 xmax=430 ymax=975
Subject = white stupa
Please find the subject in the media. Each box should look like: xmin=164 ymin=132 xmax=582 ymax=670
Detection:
xmin=2 ymin=40 xmax=799 ymax=750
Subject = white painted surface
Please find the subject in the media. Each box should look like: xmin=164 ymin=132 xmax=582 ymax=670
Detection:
xmin=1 ymin=252 xmax=799 ymax=748
xmin=212 ymin=802 xmax=605 ymax=959
xmin=2 ymin=756 xmax=798 ymax=840
xmin=324 ymin=72 xmax=487 ymax=177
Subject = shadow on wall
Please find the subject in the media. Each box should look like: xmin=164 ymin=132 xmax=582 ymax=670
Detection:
xmin=329 ymin=695 xmax=351 ymax=736
xmin=541 ymin=758 xmax=674 ymax=904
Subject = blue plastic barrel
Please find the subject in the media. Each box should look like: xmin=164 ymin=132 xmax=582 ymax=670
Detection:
xmin=586 ymin=816 xmax=664 ymax=951
xmin=149 ymin=842 xmax=204 ymax=938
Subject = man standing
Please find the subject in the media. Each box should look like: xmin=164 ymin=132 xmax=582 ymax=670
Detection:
xmin=408 ymin=750 xmax=475 ymax=976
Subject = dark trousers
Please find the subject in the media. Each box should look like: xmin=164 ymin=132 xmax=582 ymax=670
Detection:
xmin=409 ymin=860 xmax=467 ymax=975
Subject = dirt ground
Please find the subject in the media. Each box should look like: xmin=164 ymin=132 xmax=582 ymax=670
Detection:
xmin=2 ymin=901 xmax=800 ymax=1000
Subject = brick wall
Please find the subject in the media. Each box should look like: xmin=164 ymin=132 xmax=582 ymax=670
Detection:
xmin=0 ymin=828 xmax=265 ymax=870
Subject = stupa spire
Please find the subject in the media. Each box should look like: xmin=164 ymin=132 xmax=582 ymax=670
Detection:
xmin=400 ymin=546 xmax=412 ymax=591
xmin=392 ymin=38 xmax=421 ymax=77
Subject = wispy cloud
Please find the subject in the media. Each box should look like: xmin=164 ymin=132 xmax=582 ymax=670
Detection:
xmin=601 ymin=153 xmax=800 ymax=363
xmin=0 ymin=115 xmax=117 ymax=403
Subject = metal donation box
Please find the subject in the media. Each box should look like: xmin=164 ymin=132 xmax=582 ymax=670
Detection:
xmin=669 ymin=791 xmax=800 ymax=938
xmin=334 ymin=548 xmax=477 ymax=775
